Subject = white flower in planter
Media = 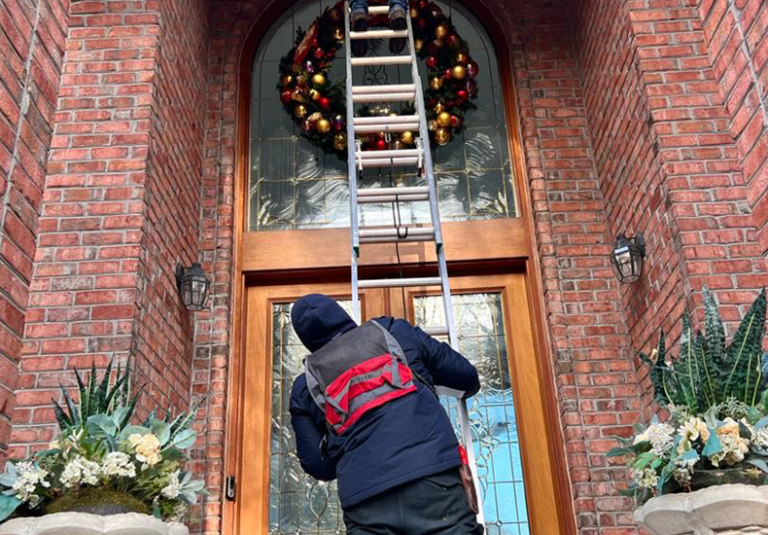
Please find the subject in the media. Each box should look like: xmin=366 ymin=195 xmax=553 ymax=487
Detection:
xmin=161 ymin=471 xmax=182 ymax=500
xmin=61 ymin=456 xmax=101 ymax=488
xmin=9 ymin=463 xmax=50 ymax=506
xmin=101 ymin=452 xmax=136 ymax=479
xmin=634 ymin=422 xmax=675 ymax=456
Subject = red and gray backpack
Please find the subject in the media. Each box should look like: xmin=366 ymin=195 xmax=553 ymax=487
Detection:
xmin=305 ymin=320 xmax=418 ymax=435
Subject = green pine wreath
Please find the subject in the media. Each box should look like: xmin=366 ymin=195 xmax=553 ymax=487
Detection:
xmin=277 ymin=0 xmax=480 ymax=157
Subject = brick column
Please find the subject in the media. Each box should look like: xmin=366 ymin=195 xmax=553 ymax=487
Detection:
xmin=0 ymin=0 xmax=69 ymax=454
xmin=11 ymin=0 xmax=208 ymax=457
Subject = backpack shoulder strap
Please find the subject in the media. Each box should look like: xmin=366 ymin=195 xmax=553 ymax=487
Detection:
xmin=368 ymin=319 xmax=437 ymax=397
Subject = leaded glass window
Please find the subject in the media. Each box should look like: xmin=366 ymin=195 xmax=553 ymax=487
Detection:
xmin=249 ymin=0 xmax=517 ymax=231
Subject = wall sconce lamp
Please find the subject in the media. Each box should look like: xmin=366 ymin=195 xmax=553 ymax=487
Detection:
xmin=611 ymin=233 xmax=646 ymax=284
xmin=175 ymin=262 xmax=210 ymax=311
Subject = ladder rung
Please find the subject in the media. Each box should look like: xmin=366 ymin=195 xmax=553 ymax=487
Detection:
xmin=366 ymin=6 xmax=390 ymax=14
xmin=359 ymin=227 xmax=435 ymax=238
xmin=354 ymin=115 xmax=420 ymax=125
xmin=435 ymin=386 xmax=465 ymax=398
xmin=359 ymin=148 xmax=421 ymax=159
xmin=353 ymin=84 xmax=415 ymax=94
xmin=358 ymin=186 xmax=429 ymax=197
xmin=358 ymin=194 xmax=427 ymax=203
xmin=358 ymin=277 xmax=442 ymax=289
xmin=354 ymin=123 xmax=419 ymax=134
xmin=351 ymin=55 xmax=411 ymax=66
xmin=359 ymin=157 xmax=419 ymax=167
xmin=349 ymin=29 xmax=408 ymax=40
xmin=352 ymin=92 xmax=415 ymax=103
xmin=359 ymin=226 xmax=435 ymax=243
xmin=424 ymin=326 xmax=449 ymax=337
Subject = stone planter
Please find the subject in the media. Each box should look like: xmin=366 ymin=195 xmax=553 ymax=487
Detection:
xmin=0 ymin=512 xmax=189 ymax=535
xmin=635 ymin=484 xmax=768 ymax=535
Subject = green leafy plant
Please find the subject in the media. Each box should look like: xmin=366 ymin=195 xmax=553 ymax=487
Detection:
xmin=0 ymin=361 xmax=205 ymax=523
xmin=611 ymin=287 xmax=768 ymax=503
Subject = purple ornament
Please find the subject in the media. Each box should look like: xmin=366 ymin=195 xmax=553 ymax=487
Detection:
xmin=304 ymin=59 xmax=315 ymax=73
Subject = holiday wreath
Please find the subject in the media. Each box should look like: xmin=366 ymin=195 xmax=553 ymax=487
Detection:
xmin=277 ymin=0 xmax=480 ymax=157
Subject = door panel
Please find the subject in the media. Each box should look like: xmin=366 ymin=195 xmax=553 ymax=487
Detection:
xmin=238 ymin=284 xmax=388 ymax=535
xmin=236 ymin=275 xmax=561 ymax=535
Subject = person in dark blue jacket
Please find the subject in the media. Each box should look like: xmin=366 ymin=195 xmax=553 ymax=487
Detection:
xmin=290 ymin=294 xmax=483 ymax=535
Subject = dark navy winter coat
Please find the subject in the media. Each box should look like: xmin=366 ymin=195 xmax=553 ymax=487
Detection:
xmin=289 ymin=294 xmax=480 ymax=508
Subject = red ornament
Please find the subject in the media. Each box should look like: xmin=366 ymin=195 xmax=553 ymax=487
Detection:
xmin=467 ymin=61 xmax=479 ymax=78
xmin=426 ymin=56 xmax=438 ymax=69
xmin=418 ymin=18 xmax=427 ymax=28
xmin=444 ymin=68 xmax=453 ymax=80
xmin=375 ymin=138 xmax=388 ymax=150
xmin=319 ymin=97 xmax=331 ymax=109
xmin=466 ymin=80 xmax=478 ymax=95
xmin=457 ymin=89 xmax=468 ymax=101
xmin=314 ymin=49 xmax=325 ymax=60
xmin=312 ymin=38 xmax=319 ymax=47
xmin=419 ymin=0 xmax=428 ymax=9
xmin=447 ymin=34 xmax=461 ymax=49
xmin=281 ymin=90 xmax=292 ymax=105
xmin=450 ymin=115 xmax=462 ymax=128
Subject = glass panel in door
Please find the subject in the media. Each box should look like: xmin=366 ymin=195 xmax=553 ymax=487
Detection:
xmin=414 ymin=293 xmax=530 ymax=535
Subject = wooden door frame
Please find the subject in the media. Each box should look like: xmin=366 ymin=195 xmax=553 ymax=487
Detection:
xmin=223 ymin=1 xmax=576 ymax=533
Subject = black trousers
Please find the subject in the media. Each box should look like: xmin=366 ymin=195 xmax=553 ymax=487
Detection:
xmin=343 ymin=468 xmax=485 ymax=535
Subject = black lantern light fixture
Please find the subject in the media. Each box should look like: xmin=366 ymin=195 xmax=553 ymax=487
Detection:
xmin=611 ymin=233 xmax=646 ymax=284
xmin=175 ymin=262 xmax=210 ymax=311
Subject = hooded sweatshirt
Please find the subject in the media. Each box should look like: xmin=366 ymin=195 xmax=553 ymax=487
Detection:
xmin=289 ymin=294 xmax=480 ymax=508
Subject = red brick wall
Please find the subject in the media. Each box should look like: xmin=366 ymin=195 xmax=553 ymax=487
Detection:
xmin=11 ymin=0 xmax=208 ymax=458
xmin=698 ymin=0 xmax=768 ymax=258
xmin=0 ymin=0 xmax=69 ymax=453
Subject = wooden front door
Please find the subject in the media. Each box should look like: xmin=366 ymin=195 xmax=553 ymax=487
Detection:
xmin=231 ymin=273 xmax=563 ymax=534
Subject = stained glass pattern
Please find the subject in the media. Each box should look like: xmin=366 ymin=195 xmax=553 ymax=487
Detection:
xmin=268 ymin=294 xmax=530 ymax=535
xmin=249 ymin=0 xmax=517 ymax=231
xmin=269 ymin=302 xmax=351 ymax=535
xmin=415 ymin=293 xmax=530 ymax=535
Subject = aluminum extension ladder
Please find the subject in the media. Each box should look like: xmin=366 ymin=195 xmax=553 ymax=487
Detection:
xmin=343 ymin=2 xmax=484 ymax=524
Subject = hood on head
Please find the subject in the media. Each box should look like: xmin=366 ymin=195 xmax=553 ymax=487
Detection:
xmin=291 ymin=294 xmax=357 ymax=352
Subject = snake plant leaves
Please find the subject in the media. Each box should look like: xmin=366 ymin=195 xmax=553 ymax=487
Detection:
xmin=722 ymin=288 xmax=766 ymax=405
xmin=641 ymin=287 xmax=768 ymax=412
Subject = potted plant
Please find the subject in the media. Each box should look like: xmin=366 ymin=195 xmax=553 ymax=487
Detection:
xmin=610 ymin=288 xmax=768 ymax=535
xmin=0 ymin=361 xmax=205 ymax=535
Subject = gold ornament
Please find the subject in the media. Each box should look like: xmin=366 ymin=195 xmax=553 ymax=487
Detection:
xmin=312 ymin=73 xmax=327 ymax=86
xmin=389 ymin=111 xmax=399 ymax=117
xmin=309 ymin=89 xmax=321 ymax=101
xmin=333 ymin=28 xmax=344 ymax=42
xmin=291 ymin=89 xmax=306 ymax=102
xmin=281 ymin=74 xmax=293 ymax=87
xmin=452 ymin=65 xmax=467 ymax=80
xmin=432 ymin=39 xmax=444 ymax=49
xmin=333 ymin=132 xmax=347 ymax=150
xmin=392 ymin=140 xmax=404 ymax=151
xmin=437 ymin=112 xmax=452 ymax=127
xmin=296 ymin=74 xmax=307 ymax=85
xmin=415 ymin=38 xmax=424 ymax=53
xmin=430 ymin=76 xmax=444 ymax=90
xmin=308 ymin=112 xmax=323 ymax=122
xmin=294 ymin=105 xmax=308 ymax=118
xmin=434 ymin=102 xmax=445 ymax=114
xmin=428 ymin=120 xmax=438 ymax=132
xmin=431 ymin=7 xmax=443 ymax=17
xmin=316 ymin=118 xmax=332 ymax=134
xmin=401 ymin=131 xmax=414 ymax=145
xmin=435 ymin=23 xmax=449 ymax=39
xmin=455 ymin=52 xmax=468 ymax=65
xmin=410 ymin=7 xmax=419 ymax=18
xmin=435 ymin=128 xmax=450 ymax=146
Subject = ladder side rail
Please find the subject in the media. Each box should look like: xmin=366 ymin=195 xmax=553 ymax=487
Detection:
xmin=406 ymin=12 xmax=485 ymax=525
xmin=344 ymin=1 xmax=362 ymax=324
